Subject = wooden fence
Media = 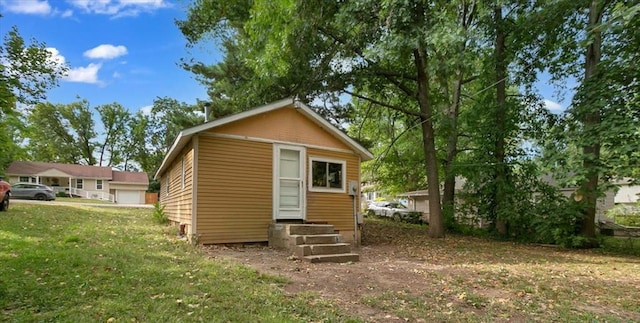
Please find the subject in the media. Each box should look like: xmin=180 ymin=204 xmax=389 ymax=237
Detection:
xmin=145 ymin=192 xmax=159 ymax=204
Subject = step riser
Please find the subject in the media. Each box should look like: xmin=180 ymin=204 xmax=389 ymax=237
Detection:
xmin=304 ymin=254 xmax=360 ymax=263
xmin=287 ymin=225 xmax=335 ymax=235
xmin=289 ymin=234 xmax=341 ymax=246
xmin=304 ymin=235 xmax=341 ymax=244
xmin=295 ymin=244 xmax=351 ymax=258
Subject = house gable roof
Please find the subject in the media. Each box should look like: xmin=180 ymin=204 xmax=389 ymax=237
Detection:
xmin=112 ymin=171 xmax=149 ymax=185
xmin=7 ymin=161 xmax=113 ymax=179
xmin=154 ymin=98 xmax=374 ymax=179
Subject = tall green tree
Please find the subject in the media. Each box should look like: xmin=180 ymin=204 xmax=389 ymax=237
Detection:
xmin=26 ymin=102 xmax=81 ymax=163
xmin=26 ymin=100 xmax=96 ymax=165
xmin=0 ymin=21 xmax=67 ymax=173
xmin=96 ymin=103 xmax=130 ymax=167
xmin=532 ymin=0 xmax=640 ymax=244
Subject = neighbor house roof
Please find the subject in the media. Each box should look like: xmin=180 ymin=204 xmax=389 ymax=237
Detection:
xmin=397 ymin=177 xmax=467 ymax=197
xmin=7 ymin=161 xmax=113 ymax=179
xmin=112 ymin=171 xmax=149 ymax=185
xmin=155 ymin=98 xmax=374 ymax=179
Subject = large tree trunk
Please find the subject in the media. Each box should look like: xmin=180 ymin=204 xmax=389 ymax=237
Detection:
xmin=493 ymin=4 xmax=508 ymax=235
xmin=414 ymin=44 xmax=444 ymax=238
xmin=442 ymin=74 xmax=463 ymax=226
xmin=443 ymin=1 xmax=476 ymax=228
xmin=578 ymin=0 xmax=603 ymax=243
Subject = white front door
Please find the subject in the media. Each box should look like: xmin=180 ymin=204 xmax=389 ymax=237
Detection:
xmin=273 ymin=145 xmax=305 ymax=220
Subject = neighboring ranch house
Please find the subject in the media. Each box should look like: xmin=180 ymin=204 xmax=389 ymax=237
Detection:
xmin=6 ymin=161 xmax=149 ymax=204
xmin=614 ymin=178 xmax=640 ymax=204
xmin=154 ymin=98 xmax=373 ymax=245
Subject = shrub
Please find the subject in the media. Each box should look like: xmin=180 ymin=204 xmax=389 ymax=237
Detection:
xmin=152 ymin=202 xmax=168 ymax=224
xmin=607 ymin=205 xmax=640 ymax=227
xmin=393 ymin=211 xmax=424 ymax=224
xmin=56 ymin=191 xmax=69 ymax=197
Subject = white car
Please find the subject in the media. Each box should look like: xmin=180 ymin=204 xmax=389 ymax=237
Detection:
xmin=367 ymin=201 xmax=418 ymax=219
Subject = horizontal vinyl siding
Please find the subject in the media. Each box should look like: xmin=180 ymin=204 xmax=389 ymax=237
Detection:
xmin=197 ymin=136 xmax=272 ymax=244
xmin=306 ymin=148 xmax=360 ymax=232
xmin=160 ymin=143 xmax=193 ymax=226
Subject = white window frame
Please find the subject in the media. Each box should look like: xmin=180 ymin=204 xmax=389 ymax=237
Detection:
xmin=76 ymin=179 xmax=83 ymax=189
xmin=181 ymin=156 xmax=185 ymax=190
xmin=96 ymin=179 xmax=103 ymax=190
xmin=308 ymin=157 xmax=346 ymax=193
xmin=19 ymin=176 xmax=29 ymax=183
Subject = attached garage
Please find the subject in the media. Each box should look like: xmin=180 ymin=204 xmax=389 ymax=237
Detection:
xmin=110 ymin=171 xmax=149 ymax=204
xmin=116 ymin=190 xmax=143 ymax=204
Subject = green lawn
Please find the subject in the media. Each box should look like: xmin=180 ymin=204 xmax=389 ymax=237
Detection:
xmin=0 ymin=204 xmax=353 ymax=322
xmin=54 ymin=196 xmax=114 ymax=204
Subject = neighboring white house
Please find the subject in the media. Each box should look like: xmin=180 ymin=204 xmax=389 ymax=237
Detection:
xmin=614 ymin=178 xmax=640 ymax=204
xmin=6 ymin=161 xmax=149 ymax=204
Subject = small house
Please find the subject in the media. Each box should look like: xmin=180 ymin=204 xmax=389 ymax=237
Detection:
xmin=154 ymin=98 xmax=373 ymax=245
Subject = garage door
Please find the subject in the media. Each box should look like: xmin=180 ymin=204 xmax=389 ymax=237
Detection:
xmin=116 ymin=190 xmax=141 ymax=204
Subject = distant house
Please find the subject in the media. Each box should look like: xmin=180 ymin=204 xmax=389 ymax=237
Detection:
xmin=154 ymin=98 xmax=373 ymax=245
xmin=397 ymin=177 xmax=466 ymax=224
xmin=614 ymin=178 xmax=640 ymax=204
xmin=540 ymin=174 xmax=615 ymax=222
xmin=398 ymin=175 xmax=616 ymax=224
xmin=5 ymin=161 xmax=149 ymax=204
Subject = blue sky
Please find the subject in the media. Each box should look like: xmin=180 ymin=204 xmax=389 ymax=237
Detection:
xmin=0 ymin=0 xmax=219 ymax=114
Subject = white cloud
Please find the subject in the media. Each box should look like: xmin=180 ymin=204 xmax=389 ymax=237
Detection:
xmin=45 ymin=47 xmax=67 ymax=67
xmin=112 ymin=71 xmax=122 ymax=78
xmin=60 ymin=9 xmax=74 ymax=17
xmin=83 ymin=44 xmax=128 ymax=60
xmin=45 ymin=47 xmax=103 ymax=84
xmin=543 ymin=99 xmax=564 ymax=112
xmin=68 ymin=0 xmax=169 ymax=17
xmin=1 ymin=0 xmax=52 ymax=15
xmin=66 ymin=63 xmax=102 ymax=84
xmin=139 ymin=105 xmax=153 ymax=116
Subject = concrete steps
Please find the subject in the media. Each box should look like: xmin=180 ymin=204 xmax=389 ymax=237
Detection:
xmin=268 ymin=223 xmax=359 ymax=263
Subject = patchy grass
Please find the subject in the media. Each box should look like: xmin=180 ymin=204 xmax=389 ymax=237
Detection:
xmin=360 ymin=218 xmax=640 ymax=322
xmin=0 ymin=204 xmax=355 ymax=322
xmin=54 ymin=196 xmax=114 ymax=204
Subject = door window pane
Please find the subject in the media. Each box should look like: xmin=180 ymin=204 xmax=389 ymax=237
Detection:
xmin=279 ymin=149 xmax=300 ymax=178
xmin=279 ymin=179 xmax=299 ymax=208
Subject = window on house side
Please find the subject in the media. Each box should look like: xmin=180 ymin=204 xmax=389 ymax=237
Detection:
xmin=19 ymin=176 xmax=29 ymax=183
xmin=310 ymin=158 xmax=345 ymax=192
xmin=96 ymin=179 xmax=103 ymax=190
xmin=76 ymin=179 xmax=83 ymax=189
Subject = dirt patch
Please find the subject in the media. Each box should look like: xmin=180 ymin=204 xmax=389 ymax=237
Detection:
xmin=204 ymin=244 xmax=438 ymax=322
xmin=202 ymin=220 xmax=640 ymax=322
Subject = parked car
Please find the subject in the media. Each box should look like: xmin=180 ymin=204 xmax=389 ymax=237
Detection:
xmin=10 ymin=183 xmax=56 ymax=201
xmin=0 ymin=177 xmax=10 ymax=211
xmin=367 ymin=201 xmax=424 ymax=223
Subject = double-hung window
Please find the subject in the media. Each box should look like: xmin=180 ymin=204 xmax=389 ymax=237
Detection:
xmin=309 ymin=157 xmax=346 ymax=193
xmin=96 ymin=179 xmax=103 ymax=190
xmin=76 ymin=179 xmax=83 ymax=189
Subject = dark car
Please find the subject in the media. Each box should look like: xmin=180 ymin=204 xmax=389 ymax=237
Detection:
xmin=0 ymin=177 xmax=10 ymax=211
xmin=10 ymin=183 xmax=56 ymax=201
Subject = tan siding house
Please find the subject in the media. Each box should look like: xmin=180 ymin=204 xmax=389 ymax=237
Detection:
xmin=155 ymin=98 xmax=373 ymax=245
